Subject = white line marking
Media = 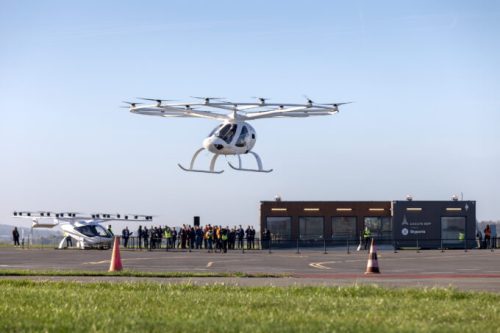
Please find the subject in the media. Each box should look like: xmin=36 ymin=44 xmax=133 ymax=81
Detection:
xmin=206 ymin=262 xmax=213 ymax=268
xmin=309 ymin=261 xmax=336 ymax=270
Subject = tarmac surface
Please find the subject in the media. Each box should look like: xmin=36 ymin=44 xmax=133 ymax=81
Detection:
xmin=1 ymin=246 xmax=500 ymax=292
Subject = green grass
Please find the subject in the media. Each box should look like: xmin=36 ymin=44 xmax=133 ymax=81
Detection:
xmin=0 ymin=280 xmax=499 ymax=333
xmin=0 ymin=269 xmax=287 ymax=278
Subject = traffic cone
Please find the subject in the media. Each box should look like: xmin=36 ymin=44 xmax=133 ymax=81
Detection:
xmin=365 ymin=238 xmax=380 ymax=274
xmin=108 ymin=236 xmax=123 ymax=272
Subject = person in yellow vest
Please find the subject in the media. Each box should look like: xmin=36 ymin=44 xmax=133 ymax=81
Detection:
xmin=215 ymin=226 xmax=222 ymax=252
xmin=363 ymin=227 xmax=371 ymax=250
xmin=205 ymin=227 xmax=213 ymax=252
xmin=164 ymin=227 xmax=172 ymax=249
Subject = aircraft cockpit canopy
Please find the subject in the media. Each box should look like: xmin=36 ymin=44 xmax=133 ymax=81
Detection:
xmin=75 ymin=224 xmax=111 ymax=238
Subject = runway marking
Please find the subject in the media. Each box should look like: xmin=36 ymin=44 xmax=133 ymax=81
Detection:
xmin=84 ymin=260 xmax=109 ymax=265
xmin=206 ymin=262 xmax=213 ymax=268
xmin=84 ymin=257 xmax=158 ymax=265
xmin=309 ymin=261 xmax=336 ymax=270
xmin=308 ymin=253 xmax=486 ymax=271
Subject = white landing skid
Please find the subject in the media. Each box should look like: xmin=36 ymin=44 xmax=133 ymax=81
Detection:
xmin=178 ymin=148 xmax=224 ymax=174
xmin=227 ymin=152 xmax=273 ymax=173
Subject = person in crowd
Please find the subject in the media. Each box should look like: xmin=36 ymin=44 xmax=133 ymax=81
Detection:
xmin=205 ymin=226 xmax=213 ymax=252
xmin=262 ymin=228 xmax=271 ymax=244
xmin=484 ymin=225 xmax=491 ymax=249
xmin=150 ymin=227 xmax=156 ymax=249
xmin=203 ymin=224 xmax=210 ymax=249
xmin=221 ymin=226 xmax=229 ymax=253
xmin=137 ymin=225 xmax=143 ymax=249
xmin=171 ymin=228 xmax=177 ymax=248
xmin=180 ymin=225 xmax=187 ymax=249
xmin=215 ymin=226 xmax=222 ymax=252
xmin=164 ymin=227 xmax=172 ymax=249
xmin=249 ymin=226 xmax=256 ymax=249
xmin=12 ymin=227 xmax=20 ymax=246
xmin=245 ymin=226 xmax=251 ymax=249
xmin=143 ymin=226 xmax=149 ymax=249
xmin=189 ymin=226 xmax=196 ymax=249
xmin=195 ymin=226 xmax=202 ymax=249
xmin=65 ymin=232 xmax=73 ymax=247
xmin=229 ymin=227 xmax=236 ymax=250
xmin=107 ymin=225 xmax=114 ymax=236
xmin=122 ymin=226 xmax=132 ymax=248
xmin=476 ymin=230 xmax=483 ymax=249
xmin=237 ymin=225 xmax=244 ymax=249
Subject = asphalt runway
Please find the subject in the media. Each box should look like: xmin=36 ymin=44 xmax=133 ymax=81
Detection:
xmin=1 ymin=247 xmax=500 ymax=292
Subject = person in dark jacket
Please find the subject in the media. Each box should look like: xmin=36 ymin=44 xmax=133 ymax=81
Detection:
xmin=12 ymin=227 xmax=20 ymax=246
xmin=122 ymin=227 xmax=132 ymax=248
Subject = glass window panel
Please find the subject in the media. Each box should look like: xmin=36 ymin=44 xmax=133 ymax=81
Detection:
xmin=299 ymin=217 xmax=324 ymax=240
xmin=441 ymin=217 xmax=465 ymax=245
xmin=266 ymin=217 xmax=291 ymax=240
xmin=235 ymin=126 xmax=249 ymax=147
xmin=332 ymin=217 xmax=356 ymax=239
xmin=364 ymin=217 xmax=392 ymax=238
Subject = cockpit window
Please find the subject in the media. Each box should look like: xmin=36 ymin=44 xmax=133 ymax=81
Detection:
xmin=235 ymin=125 xmax=249 ymax=147
xmin=216 ymin=124 xmax=238 ymax=144
xmin=208 ymin=124 xmax=223 ymax=137
xmin=75 ymin=225 xmax=110 ymax=237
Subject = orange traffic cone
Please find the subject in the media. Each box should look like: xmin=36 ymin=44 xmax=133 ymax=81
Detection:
xmin=365 ymin=238 xmax=380 ymax=274
xmin=108 ymin=236 xmax=123 ymax=272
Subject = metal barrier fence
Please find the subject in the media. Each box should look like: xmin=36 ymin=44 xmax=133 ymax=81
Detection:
xmin=5 ymin=236 xmax=499 ymax=253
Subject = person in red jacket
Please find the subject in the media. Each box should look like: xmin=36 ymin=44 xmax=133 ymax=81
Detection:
xmin=484 ymin=225 xmax=491 ymax=249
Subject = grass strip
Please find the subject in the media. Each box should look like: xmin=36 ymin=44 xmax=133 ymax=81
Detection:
xmin=0 ymin=269 xmax=288 ymax=278
xmin=1 ymin=280 xmax=499 ymax=332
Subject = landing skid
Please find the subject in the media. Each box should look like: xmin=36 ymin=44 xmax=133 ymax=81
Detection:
xmin=178 ymin=148 xmax=224 ymax=174
xmin=227 ymin=152 xmax=273 ymax=173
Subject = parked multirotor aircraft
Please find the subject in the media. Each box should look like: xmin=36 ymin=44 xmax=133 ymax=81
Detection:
xmin=124 ymin=96 xmax=351 ymax=173
xmin=12 ymin=211 xmax=153 ymax=249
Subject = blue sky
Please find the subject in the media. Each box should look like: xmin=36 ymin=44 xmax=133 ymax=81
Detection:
xmin=1 ymin=0 xmax=499 ymax=230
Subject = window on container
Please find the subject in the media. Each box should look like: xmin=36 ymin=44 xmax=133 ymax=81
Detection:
xmin=266 ymin=217 xmax=292 ymax=240
xmin=364 ymin=217 xmax=392 ymax=239
xmin=441 ymin=216 xmax=465 ymax=246
xmin=299 ymin=217 xmax=324 ymax=240
xmin=332 ymin=217 xmax=357 ymax=240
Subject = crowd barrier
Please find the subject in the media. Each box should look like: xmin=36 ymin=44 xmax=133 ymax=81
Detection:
xmin=6 ymin=235 xmax=500 ymax=253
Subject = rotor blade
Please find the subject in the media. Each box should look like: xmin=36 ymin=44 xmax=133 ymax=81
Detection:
xmin=303 ymin=95 xmax=314 ymax=105
xmin=251 ymin=96 xmax=270 ymax=104
xmin=122 ymin=101 xmax=143 ymax=106
xmin=191 ymin=96 xmax=225 ymax=100
xmin=137 ymin=98 xmax=176 ymax=102
xmin=319 ymin=102 xmax=354 ymax=107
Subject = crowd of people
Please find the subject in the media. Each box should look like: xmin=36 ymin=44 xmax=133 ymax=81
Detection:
xmin=121 ymin=224 xmax=258 ymax=252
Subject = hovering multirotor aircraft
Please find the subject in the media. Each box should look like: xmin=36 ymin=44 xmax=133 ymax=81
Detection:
xmin=124 ymin=96 xmax=351 ymax=174
xmin=12 ymin=211 xmax=153 ymax=249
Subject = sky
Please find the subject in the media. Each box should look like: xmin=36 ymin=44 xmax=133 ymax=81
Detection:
xmin=0 ymin=0 xmax=499 ymax=232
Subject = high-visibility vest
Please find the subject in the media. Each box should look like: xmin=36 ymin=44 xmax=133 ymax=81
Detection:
xmin=222 ymin=233 xmax=228 ymax=241
xmin=458 ymin=232 xmax=465 ymax=240
xmin=164 ymin=230 xmax=172 ymax=239
xmin=205 ymin=231 xmax=213 ymax=239
xmin=363 ymin=229 xmax=371 ymax=238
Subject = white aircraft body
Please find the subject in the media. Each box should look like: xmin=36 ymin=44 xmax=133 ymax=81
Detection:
xmin=124 ymin=96 xmax=351 ymax=173
xmin=13 ymin=211 xmax=152 ymax=249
